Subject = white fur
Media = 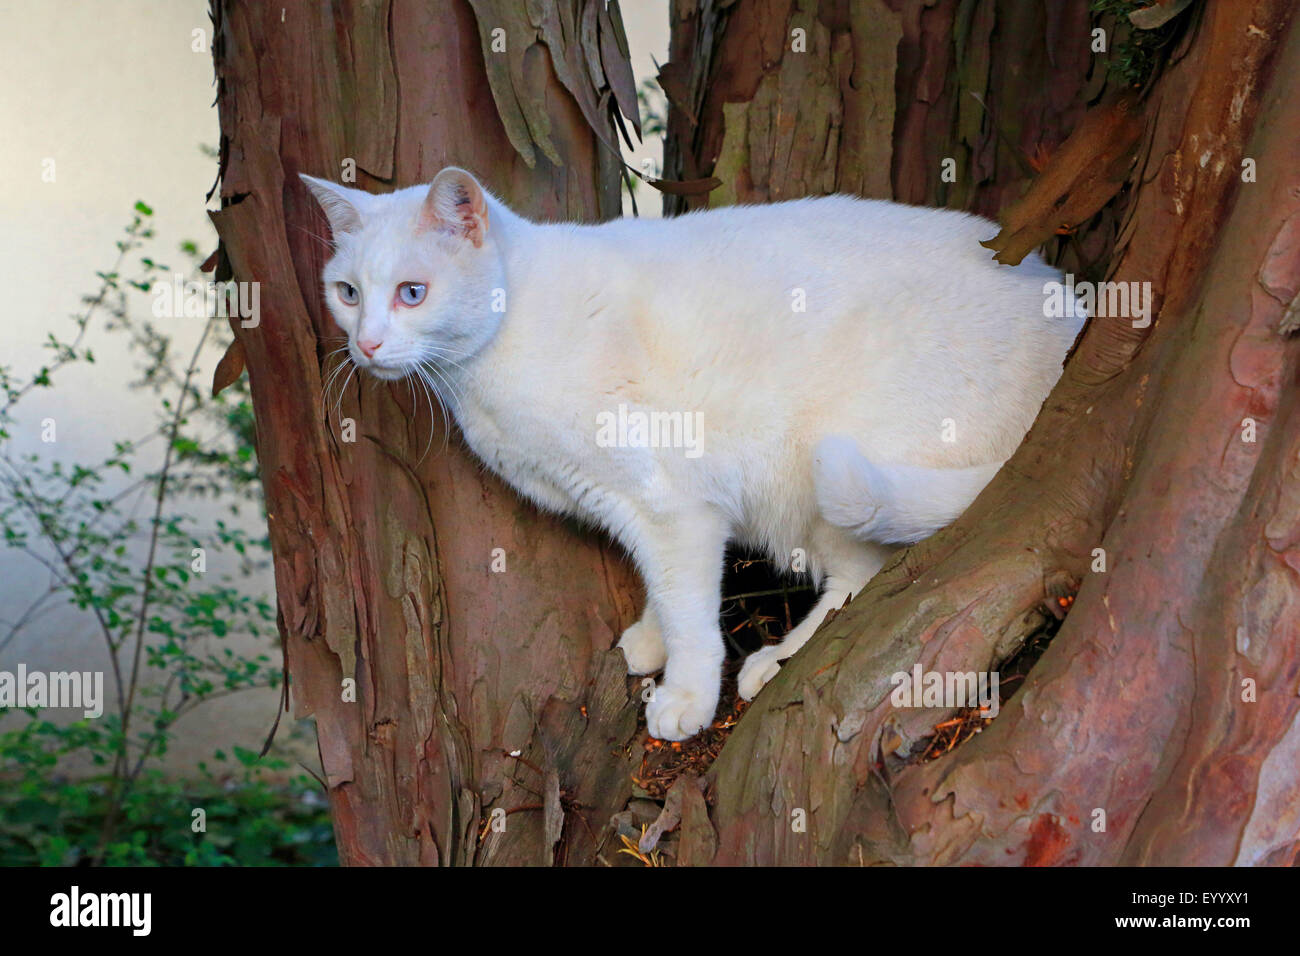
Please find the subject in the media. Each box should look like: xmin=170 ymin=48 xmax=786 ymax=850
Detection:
xmin=301 ymin=170 xmax=1084 ymax=740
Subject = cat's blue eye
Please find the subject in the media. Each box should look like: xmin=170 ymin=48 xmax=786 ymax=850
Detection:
xmin=397 ymin=282 xmax=427 ymax=307
xmin=336 ymin=282 xmax=359 ymax=305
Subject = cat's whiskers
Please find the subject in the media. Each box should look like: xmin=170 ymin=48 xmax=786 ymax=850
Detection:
xmin=410 ymin=366 xmax=441 ymax=463
xmin=414 ymin=345 xmax=480 ymax=401
xmin=412 ymin=364 xmax=453 ymax=459
xmin=319 ymin=347 xmax=354 ymax=420
xmin=331 ymin=364 xmax=358 ymax=423
xmin=400 ymin=374 xmax=435 ymax=464
xmin=291 ymin=222 xmax=336 ymax=255
xmin=320 ymin=360 xmax=348 ymax=416
xmin=417 ymin=357 xmax=468 ymax=429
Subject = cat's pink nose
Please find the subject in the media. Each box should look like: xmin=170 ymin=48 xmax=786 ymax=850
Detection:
xmin=357 ymin=338 xmax=382 ymax=358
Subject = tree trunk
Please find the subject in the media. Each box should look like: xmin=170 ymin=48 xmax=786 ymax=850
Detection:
xmin=671 ymin=0 xmax=1300 ymax=865
xmin=663 ymin=0 xmax=1162 ymax=280
xmin=210 ymin=0 xmax=645 ymax=866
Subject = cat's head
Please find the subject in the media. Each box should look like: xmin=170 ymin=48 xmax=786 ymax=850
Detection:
xmin=299 ymin=167 xmax=505 ymax=381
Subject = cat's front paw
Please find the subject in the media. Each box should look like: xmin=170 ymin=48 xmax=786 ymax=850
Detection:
xmin=645 ymin=681 xmax=717 ymax=741
xmin=617 ymin=618 xmax=667 ymax=675
xmin=738 ymin=647 xmax=783 ymax=701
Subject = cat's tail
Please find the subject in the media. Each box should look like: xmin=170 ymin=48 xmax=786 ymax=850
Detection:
xmin=812 ymin=435 xmax=1002 ymax=544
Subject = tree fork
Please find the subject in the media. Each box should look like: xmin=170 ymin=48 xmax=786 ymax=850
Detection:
xmin=698 ymin=0 xmax=1299 ymax=866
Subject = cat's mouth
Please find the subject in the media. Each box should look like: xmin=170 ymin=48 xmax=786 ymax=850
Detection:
xmin=357 ymin=359 xmax=410 ymax=382
xmin=366 ymin=364 xmax=409 ymax=381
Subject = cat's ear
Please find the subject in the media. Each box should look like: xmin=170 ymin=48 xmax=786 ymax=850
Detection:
xmin=298 ymin=174 xmax=366 ymax=237
xmin=418 ymin=167 xmax=489 ymax=248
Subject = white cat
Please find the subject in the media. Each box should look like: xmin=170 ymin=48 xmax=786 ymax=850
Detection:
xmin=301 ymin=167 xmax=1083 ymax=741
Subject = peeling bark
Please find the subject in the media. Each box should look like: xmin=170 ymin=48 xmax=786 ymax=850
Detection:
xmin=664 ymin=2 xmax=1114 ymax=243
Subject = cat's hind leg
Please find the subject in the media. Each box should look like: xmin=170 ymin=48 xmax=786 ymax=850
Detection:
xmin=737 ymin=538 xmax=890 ymax=700
xmin=812 ymin=435 xmax=1002 ymax=545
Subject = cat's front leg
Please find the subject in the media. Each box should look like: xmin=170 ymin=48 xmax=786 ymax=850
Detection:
xmin=632 ymin=510 xmax=729 ymax=741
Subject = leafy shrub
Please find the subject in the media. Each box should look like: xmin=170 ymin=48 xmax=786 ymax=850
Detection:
xmin=0 ymin=199 xmax=335 ymax=865
xmin=0 ymin=715 xmax=335 ymax=866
